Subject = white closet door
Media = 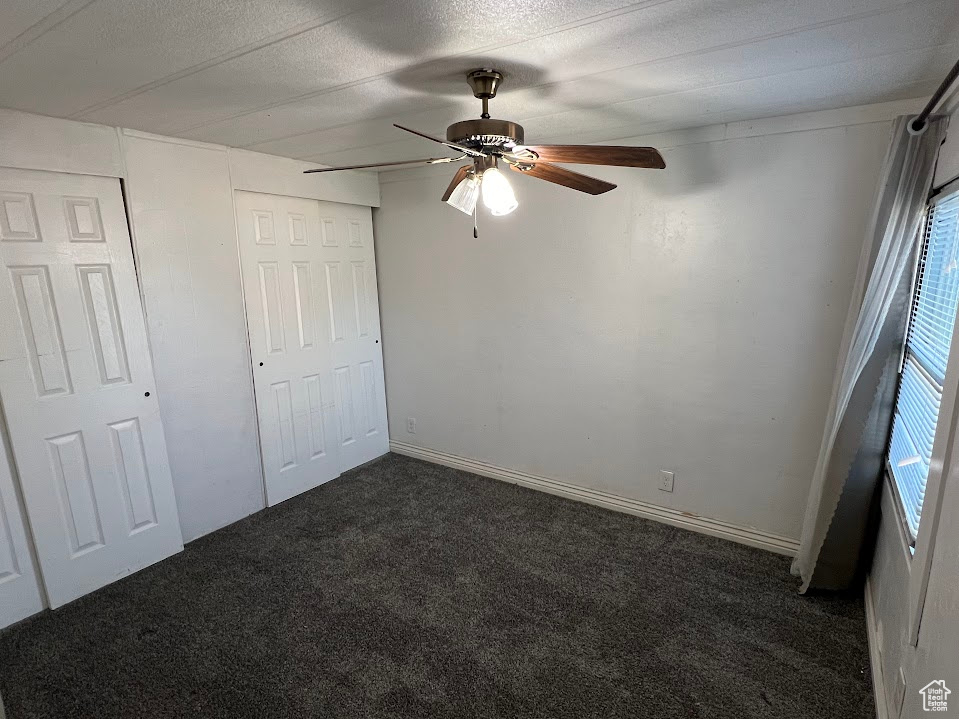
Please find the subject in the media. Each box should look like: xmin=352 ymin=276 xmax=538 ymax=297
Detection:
xmin=0 ymin=430 xmax=44 ymax=628
xmin=0 ymin=168 xmax=183 ymax=608
xmin=235 ymin=192 xmax=388 ymax=506
xmin=315 ymin=200 xmax=389 ymax=471
xmin=235 ymin=192 xmax=341 ymax=505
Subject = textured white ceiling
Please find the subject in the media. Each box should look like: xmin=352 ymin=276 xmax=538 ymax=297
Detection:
xmin=1 ymin=0 xmax=957 ymax=167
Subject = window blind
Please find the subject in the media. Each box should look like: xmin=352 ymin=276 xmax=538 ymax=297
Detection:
xmin=889 ymin=192 xmax=959 ymax=540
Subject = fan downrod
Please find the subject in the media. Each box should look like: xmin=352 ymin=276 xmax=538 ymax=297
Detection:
xmin=446 ymin=69 xmax=523 ymax=152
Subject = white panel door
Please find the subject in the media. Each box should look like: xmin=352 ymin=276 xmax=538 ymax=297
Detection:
xmin=236 ymin=192 xmax=388 ymax=505
xmin=235 ymin=192 xmax=341 ymax=505
xmin=0 ymin=429 xmax=45 ymax=628
xmin=315 ymin=201 xmax=389 ymax=471
xmin=0 ymin=168 xmax=183 ymax=608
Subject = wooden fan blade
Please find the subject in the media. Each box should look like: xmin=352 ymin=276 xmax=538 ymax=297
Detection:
xmin=393 ymin=124 xmax=485 ymax=157
xmin=303 ymin=157 xmax=453 ymax=173
xmin=441 ymin=165 xmax=471 ymax=202
xmin=509 ymin=161 xmax=616 ymax=195
xmin=512 ymin=145 xmax=665 ymax=168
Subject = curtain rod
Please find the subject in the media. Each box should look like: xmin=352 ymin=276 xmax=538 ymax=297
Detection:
xmin=912 ymin=57 xmax=959 ymax=132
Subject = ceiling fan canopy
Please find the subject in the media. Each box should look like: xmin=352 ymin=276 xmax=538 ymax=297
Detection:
xmin=304 ymin=68 xmax=665 ymax=222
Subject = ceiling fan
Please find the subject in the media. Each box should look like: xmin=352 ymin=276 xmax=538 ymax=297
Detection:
xmin=304 ymin=69 xmax=665 ymax=229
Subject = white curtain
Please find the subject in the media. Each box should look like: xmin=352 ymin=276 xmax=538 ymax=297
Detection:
xmin=792 ymin=115 xmax=949 ymax=592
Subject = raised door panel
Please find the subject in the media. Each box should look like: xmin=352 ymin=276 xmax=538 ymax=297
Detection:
xmin=78 ymin=265 xmax=130 ymax=386
xmin=46 ymin=430 xmax=105 ymax=556
xmin=0 ymin=428 xmax=45 ymax=629
xmin=292 ymin=261 xmax=315 ymax=350
xmin=351 ymin=261 xmax=372 ymax=340
xmin=0 ymin=168 xmax=183 ymax=609
xmin=63 ymin=197 xmax=104 ymax=242
xmin=257 ymin=262 xmax=286 ymax=355
xmin=303 ymin=374 xmax=329 ymax=460
xmin=324 ymin=261 xmax=347 ymax=344
xmin=333 ymin=365 xmax=356 ymax=447
xmin=108 ymin=418 xmax=159 ymax=534
xmin=358 ymin=360 xmax=379 ymax=439
xmin=271 ymin=380 xmax=298 ymax=472
xmin=8 ymin=265 xmax=72 ymax=397
xmin=0 ymin=192 xmax=40 ymax=242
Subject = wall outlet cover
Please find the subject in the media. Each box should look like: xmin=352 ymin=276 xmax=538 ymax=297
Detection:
xmin=659 ymin=470 xmax=674 ymax=492
xmin=406 ymin=417 xmax=416 ymax=434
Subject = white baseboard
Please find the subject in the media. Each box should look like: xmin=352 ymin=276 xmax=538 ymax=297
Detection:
xmin=389 ymin=441 xmax=800 ymax=556
xmin=864 ymin=576 xmax=889 ymax=719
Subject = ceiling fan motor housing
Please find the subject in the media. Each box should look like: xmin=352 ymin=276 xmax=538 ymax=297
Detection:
xmin=446 ymin=118 xmax=525 ymax=152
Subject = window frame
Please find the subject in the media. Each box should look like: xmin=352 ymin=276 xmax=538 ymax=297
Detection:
xmin=887 ymin=183 xmax=959 ymax=546
xmin=888 ymin=176 xmax=959 ymax=646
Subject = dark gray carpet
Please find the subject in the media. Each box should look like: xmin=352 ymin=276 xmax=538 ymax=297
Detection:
xmin=0 ymin=453 xmax=874 ymax=719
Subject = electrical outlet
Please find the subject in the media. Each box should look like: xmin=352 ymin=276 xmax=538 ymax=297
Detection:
xmin=406 ymin=417 xmax=416 ymax=434
xmin=659 ymin=470 xmax=674 ymax=492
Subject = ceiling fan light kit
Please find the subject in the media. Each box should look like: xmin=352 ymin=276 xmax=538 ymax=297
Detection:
xmin=446 ymin=172 xmax=479 ymax=215
xmin=304 ymin=68 xmax=666 ymax=231
xmin=480 ymin=165 xmax=518 ymax=216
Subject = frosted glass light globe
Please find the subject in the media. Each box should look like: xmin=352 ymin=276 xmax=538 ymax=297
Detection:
xmin=481 ymin=167 xmax=518 ymax=216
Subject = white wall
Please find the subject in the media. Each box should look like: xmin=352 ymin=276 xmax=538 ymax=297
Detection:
xmin=122 ymin=134 xmax=264 ymax=542
xmin=0 ymin=109 xmax=380 ymax=548
xmin=374 ymin=101 xmax=917 ymax=542
xmin=868 ymin=103 xmax=959 ymax=719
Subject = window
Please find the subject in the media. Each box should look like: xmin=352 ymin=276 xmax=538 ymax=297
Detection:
xmin=888 ymin=190 xmax=959 ymax=543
